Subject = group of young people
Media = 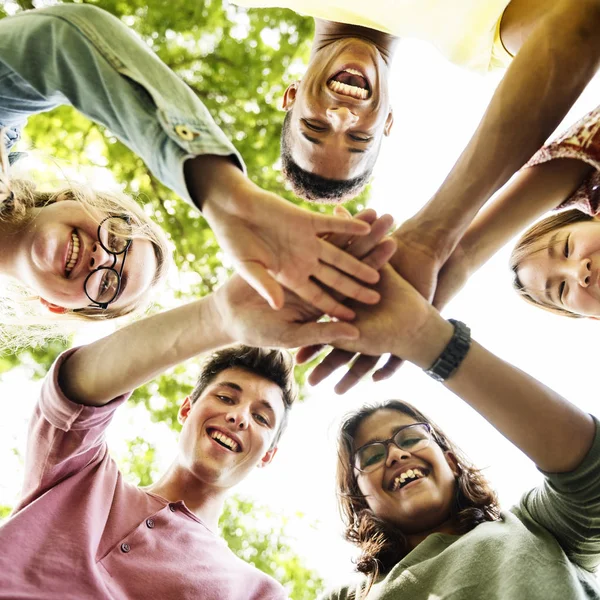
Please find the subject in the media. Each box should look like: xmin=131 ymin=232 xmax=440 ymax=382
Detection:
xmin=2 ymin=1 xmax=600 ymax=598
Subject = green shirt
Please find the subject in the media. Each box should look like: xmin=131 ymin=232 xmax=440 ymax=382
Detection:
xmin=322 ymin=418 xmax=600 ymax=600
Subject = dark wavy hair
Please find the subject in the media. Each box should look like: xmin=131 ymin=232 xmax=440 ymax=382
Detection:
xmin=336 ymin=400 xmax=500 ymax=597
xmin=280 ymin=111 xmax=372 ymax=203
xmin=190 ymin=345 xmax=297 ymax=448
xmin=510 ymin=208 xmax=594 ymax=318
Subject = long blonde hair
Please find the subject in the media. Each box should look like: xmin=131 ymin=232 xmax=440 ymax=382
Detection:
xmin=0 ymin=139 xmax=172 ymax=351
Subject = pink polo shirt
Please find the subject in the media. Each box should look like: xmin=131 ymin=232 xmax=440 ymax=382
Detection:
xmin=0 ymin=349 xmax=288 ymax=600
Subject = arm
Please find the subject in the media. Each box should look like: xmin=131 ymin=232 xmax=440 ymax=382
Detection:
xmin=433 ymin=158 xmax=593 ymax=308
xmin=393 ymin=0 xmax=600 ymax=300
xmin=0 ymin=5 xmax=242 ymax=206
xmin=58 ymin=285 xmax=357 ymax=407
xmin=331 ymin=265 xmax=595 ymax=474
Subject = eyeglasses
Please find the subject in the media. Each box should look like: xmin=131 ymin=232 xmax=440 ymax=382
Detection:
xmin=353 ymin=423 xmax=434 ymax=473
xmin=84 ymin=215 xmax=133 ymax=309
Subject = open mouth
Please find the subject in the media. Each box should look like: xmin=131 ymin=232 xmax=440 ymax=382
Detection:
xmin=65 ymin=230 xmax=81 ymax=277
xmin=389 ymin=468 xmax=429 ymax=492
xmin=207 ymin=428 xmax=242 ymax=453
xmin=328 ymin=68 xmax=370 ymax=99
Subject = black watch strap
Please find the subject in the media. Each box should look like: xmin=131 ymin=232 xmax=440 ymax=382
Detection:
xmin=424 ymin=319 xmax=471 ymax=383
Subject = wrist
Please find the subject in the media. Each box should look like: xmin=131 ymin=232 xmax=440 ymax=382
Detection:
xmin=393 ymin=212 xmax=460 ymax=266
xmin=397 ymin=308 xmax=454 ymax=369
xmin=184 ymin=154 xmax=250 ymax=214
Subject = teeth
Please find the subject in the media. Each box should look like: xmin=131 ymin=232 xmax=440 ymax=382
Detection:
xmin=392 ymin=468 xmax=425 ymax=491
xmin=65 ymin=231 xmax=80 ymax=274
xmin=210 ymin=430 xmax=240 ymax=452
xmin=328 ymin=79 xmax=369 ymax=99
xmin=344 ymin=68 xmax=364 ymax=77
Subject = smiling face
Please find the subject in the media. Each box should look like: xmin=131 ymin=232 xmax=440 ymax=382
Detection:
xmin=516 ymin=218 xmax=600 ymax=317
xmin=282 ymin=37 xmax=393 ymax=187
xmin=17 ymin=199 xmax=158 ymax=312
xmin=353 ymin=409 xmax=458 ymax=535
xmin=177 ymin=368 xmax=286 ymax=490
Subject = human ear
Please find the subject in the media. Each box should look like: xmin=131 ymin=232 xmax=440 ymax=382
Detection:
xmin=257 ymin=446 xmax=278 ymax=469
xmin=282 ymin=81 xmax=300 ymax=111
xmin=178 ymin=396 xmax=193 ymax=426
xmin=39 ymin=298 xmax=68 ymax=314
xmin=444 ymin=451 xmax=460 ymax=477
xmin=384 ymin=109 xmax=394 ymax=136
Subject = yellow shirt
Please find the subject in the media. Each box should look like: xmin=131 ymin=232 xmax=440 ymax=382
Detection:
xmin=231 ymin=0 xmax=513 ymax=73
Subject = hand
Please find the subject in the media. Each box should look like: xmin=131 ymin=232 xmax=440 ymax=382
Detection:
xmin=215 ymin=228 xmax=396 ymax=350
xmin=295 ymin=207 xmax=398 ymax=389
xmin=298 ymin=214 xmax=455 ymax=392
xmin=193 ymin=158 xmax=381 ymax=320
xmin=327 ymin=265 xmax=450 ymax=366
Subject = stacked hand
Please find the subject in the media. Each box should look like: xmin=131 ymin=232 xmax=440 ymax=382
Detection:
xmin=215 ymin=207 xmax=397 ymax=351
xmin=297 ymin=213 xmax=465 ymax=392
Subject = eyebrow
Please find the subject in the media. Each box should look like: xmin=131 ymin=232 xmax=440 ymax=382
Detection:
xmin=541 ymin=232 xmax=562 ymax=305
xmin=547 ymin=232 xmax=559 ymax=260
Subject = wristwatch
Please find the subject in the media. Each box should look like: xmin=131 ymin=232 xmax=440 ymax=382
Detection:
xmin=424 ymin=319 xmax=471 ymax=382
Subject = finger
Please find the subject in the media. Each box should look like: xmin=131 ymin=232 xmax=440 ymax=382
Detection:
xmin=373 ymin=355 xmax=404 ymax=381
xmin=320 ymin=240 xmax=380 ymax=284
xmin=334 ymin=354 xmax=380 ymax=394
xmin=314 ymin=212 xmax=371 ymax=236
xmin=315 ymin=263 xmax=381 ymax=305
xmin=308 ymin=349 xmax=357 ymax=386
xmin=345 ymin=214 xmax=394 ymax=258
xmin=292 ymin=278 xmax=356 ymax=321
xmin=362 ymin=238 xmax=397 ymax=271
xmin=284 ymin=322 xmax=359 ymax=348
xmin=237 ymin=261 xmax=284 ymax=310
xmin=324 ymin=208 xmax=376 ymax=249
xmin=295 ymin=344 xmax=325 ymax=364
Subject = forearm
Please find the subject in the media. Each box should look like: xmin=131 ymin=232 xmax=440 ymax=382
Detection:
xmin=58 ymin=296 xmax=232 ymax=407
xmin=418 ymin=0 xmax=600 ymax=256
xmin=402 ymin=313 xmax=595 ymax=474
xmin=461 ymin=159 xmax=592 ymax=274
xmin=0 ymin=5 xmax=243 ymax=205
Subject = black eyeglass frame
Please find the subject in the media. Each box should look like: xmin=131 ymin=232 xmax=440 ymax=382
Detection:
xmin=83 ymin=215 xmax=132 ymax=310
xmin=352 ymin=422 xmax=434 ymax=473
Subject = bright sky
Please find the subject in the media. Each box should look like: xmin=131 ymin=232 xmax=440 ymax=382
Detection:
xmin=2 ymin=34 xmax=600 ymax=595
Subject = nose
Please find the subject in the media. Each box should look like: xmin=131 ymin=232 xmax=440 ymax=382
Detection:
xmin=89 ymin=242 xmax=114 ymax=271
xmin=226 ymin=409 xmax=249 ymax=430
xmin=326 ymin=107 xmax=359 ymax=130
xmin=569 ymin=258 xmax=592 ymax=287
xmin=385 ymin=443 xmax=410 ymax=467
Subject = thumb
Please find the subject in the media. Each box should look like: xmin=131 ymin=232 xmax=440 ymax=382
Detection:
xmin=237 ymin=261 xmax=284 ymax=310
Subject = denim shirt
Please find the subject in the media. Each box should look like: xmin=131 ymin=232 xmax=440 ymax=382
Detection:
xmin=0 ymin=4 xmax=245 ymax=206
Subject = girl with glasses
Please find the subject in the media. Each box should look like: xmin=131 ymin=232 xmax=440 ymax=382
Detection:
xmin=312 ymin=263 xmax=600 ymax=600
xmin=0 ymin=146 xmax=170 ymax=350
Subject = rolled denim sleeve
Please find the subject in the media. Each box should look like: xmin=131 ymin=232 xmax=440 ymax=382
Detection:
xmin=0 ymin=4 xmax=245 ymax=206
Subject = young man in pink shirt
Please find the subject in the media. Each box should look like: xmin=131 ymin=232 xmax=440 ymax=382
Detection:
xmin=0 ymin=268 xmax=374 ymax=599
